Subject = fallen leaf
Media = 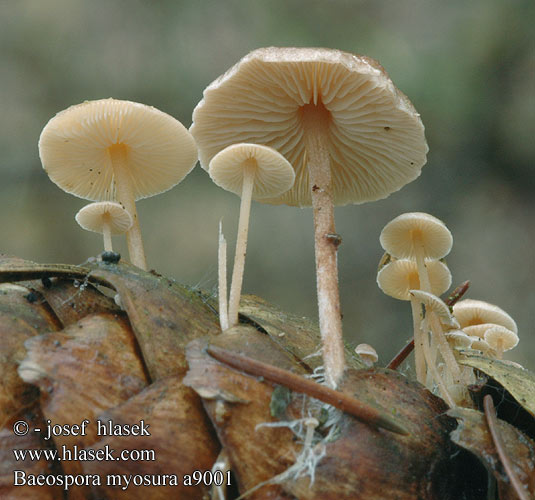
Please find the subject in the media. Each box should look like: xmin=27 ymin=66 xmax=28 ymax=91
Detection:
xmin=449 ymin=406 xmax=535 ymax=499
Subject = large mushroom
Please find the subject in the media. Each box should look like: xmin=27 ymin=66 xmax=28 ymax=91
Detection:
xmin=191 ymin=47 xmax=428 ymax=387
xmin=39 ymin=98 xmax=198 ymax=270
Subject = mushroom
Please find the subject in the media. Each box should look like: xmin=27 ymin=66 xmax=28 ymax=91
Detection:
xmin=377 ymin=258 xmax=451 ymax=382
xmin=484 ymin=326 xmax=519 ymax=359
xmin=208 ymin=143 xmax=295 ymax=328
xmin=462 ymin=323 xmax=497 ymax=338
xmin=303 ymin=417 xmax=319 ymax=449
xmin=354 ymin=343 xmax=378 ymax=367
xmin=377 ymin=258 xmax=451 ymax=301
xmin=445 ymin=330 xmax=473 ymax=351
xmin=191 ymin=47 xmax=428 ymax=387
xmin=75 ymin=201 xmax=132 ymax=253
xmin=380 ymin=213 xmax=452 ymax=292
xmin=452 ymin=299 xmax=518 ymax=334
xmin=468 ymin=336 xmax=496 ymax=357
xmin=39 ymin=98 xmax=198 ymax=270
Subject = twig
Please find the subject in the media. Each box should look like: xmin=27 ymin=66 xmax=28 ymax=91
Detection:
xmin=206 ymin=345 xmax=409 ymax=435
xmin=386 ymin=280 xmax=470 ymax=370
xmin=387 ymin=339 xmax=414 ymax=370
xmin=483 ymin=395 xmax=529 ymax=500
xmin=445 ymin=280 xmax=470 ymax=310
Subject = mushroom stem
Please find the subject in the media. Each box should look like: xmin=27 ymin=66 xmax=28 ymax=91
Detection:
xmin=428 ymin=312 xmax=462 ymax=384
xmin=302 ymin=104 xmax=345 ymax=388
xmin=102 ymin=218 xmax=113 ymax=252
xmin=218 ymin=220 xmax=229 ymax=331
xmin=108 ymin=144 xmax=147 ymax=270
xmin=422 ymin=331 xmax=456 ymax=407
xmin=228 ymin=163 xmax=255 ymax=328
xmin=410 ymin=297 xmax=427 ymax=383
xmin=495 ymin=339 xmax=504 ymax=360
xmin=412 ymin=231 xmax=431 ymax=292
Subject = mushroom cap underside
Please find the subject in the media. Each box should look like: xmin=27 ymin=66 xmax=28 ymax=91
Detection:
xmin=191 ymin=47 xmax=428 ymax=207
xmin=453 ymin=299 xmax=518 ymax=334
xmin=208 ymin=143 xmax=295 ymax=199
xmin=377 ymin=258 xmax=451 ymax=301
xmin=39 ymin=98 xmax=198 ymax=201
xmin=75 ymin=201 xmax=133 ymax=234
xmin=380 ymin=212 xmax=453 ymax=259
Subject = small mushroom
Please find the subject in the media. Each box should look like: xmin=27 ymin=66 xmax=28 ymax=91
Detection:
xmin=444 ymin=330 xmax=473 ymax=350
xmin=75 ymin=201 xmax=132 ymax=253
xmin=208 ymin=143 xmax=295 ymax=328
xmin=452 ymin=299 xmax=518 ymax=334
xmin=468 ymin=336 xmax=496 ymax=357
xmin=355 ymin=344 xmax=378 ymax=367
xmin=484 ymin=326 xmax=519 ymax=359
xmin=303 ymin=417 xmax=319 ymax=449
xmin=462 ymin=323 xmax=497 ymax=338
xmin=380 ymin=213 xmax=452 ymax=292
xmin=377 ymin=259 xmax=452 ymax=301
xmin=192 ymin=47 xmax=428 ymax=387
xmin=409 ymin=290 xmax=458 ymax=328
xmin=39 ymin=98 xmax=198 ymax=270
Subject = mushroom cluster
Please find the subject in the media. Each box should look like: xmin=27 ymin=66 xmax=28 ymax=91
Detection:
xmin=453 ymin=299 xmax=519 ymax=359
xmin=377 ymin=212 xmax=520 ymax=406
xmin=36 ymin=48 xmax=520 ymax=406
xmin=21 ymin=45 xmax=530 ymax=498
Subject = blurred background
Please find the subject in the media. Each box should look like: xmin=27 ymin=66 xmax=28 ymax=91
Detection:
xmin=1 ymin=0 xmax=533 ymax=366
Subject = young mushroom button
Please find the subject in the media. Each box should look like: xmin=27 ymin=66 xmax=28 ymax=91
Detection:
xmin=39 ymin=98 xmax=198 ymax=270
xmin=209 ymin=143 xmax=295 ymax=329
xmin=191 ymin=47 xmax=428 ymax=388
xmin=75 ymin=201 xmax=132 ymax=253
xmin=355 ymin=344 xmax=378 ymax=367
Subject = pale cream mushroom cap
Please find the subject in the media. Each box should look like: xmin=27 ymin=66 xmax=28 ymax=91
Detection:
xmin=355 ymin=343 xmax=378 ymax=366
xmin=39 ymin=98 xmax=198 ymax=201
xmin=377 ymin=258 xmax=451 ymax=301
xmin=380 ymin=212 xmax=453 ymax=259
xmin=191 ymin=47 xmax=428 ymax=207
xmin=209 ymin=143 xmax=295 ymax=200
xmin=445 ymin=330 xmax=473 ymax=349
xmin=75 ymin=201 xmax=132 ymax=235
xmin=469 ymin=337 xmax=496 ymax=356
xmin=452 ymin=299 xmax=517 ymax=334
xmin=462 ymin=323 xmax=496 ymax=339
xmin=484 ymin=326 xmax=519 ymax=352
xmin=409 ymin=289 xmax=458 ymax=327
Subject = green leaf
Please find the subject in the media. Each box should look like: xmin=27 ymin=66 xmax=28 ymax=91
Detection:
xmin=460 ymin=355 xmax=535 ymax=418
